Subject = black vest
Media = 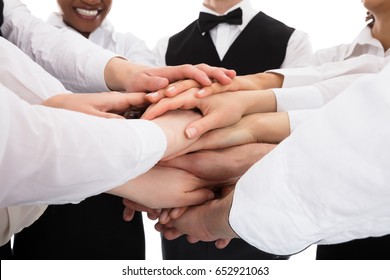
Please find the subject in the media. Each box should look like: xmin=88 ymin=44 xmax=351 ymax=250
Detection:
xmin=0 ymin=0 xmax=4 ymax=37
xmin=166 ymin=12 xmax=294 ymax=75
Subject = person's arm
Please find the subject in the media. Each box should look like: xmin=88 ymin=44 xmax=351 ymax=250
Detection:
xmin=40 ymin=92 xmax=146 ymax=119
xmin=2 ymin=0 xmax=115 ymax=92
xmin=0 ymin=86 xmax=199 ymax=207
xmin=159 ymin=143 xmax=277 ymax=182
xmin=108 ymin=165 xmax=217 ymax=209
xmin=143 ymin=89 xmax=278 ymax=139
xmin=173 ymin=112 xmax=289 ymax=157
xmin=0 ymin=37 xmax=70 ymax=104
xmin=2 ymin=0 xmax=236 ymax=93
xmin=146 ymin=72 xmax=284 ymax=103
xmin=163 ymin=69 xmax=390 ymax=255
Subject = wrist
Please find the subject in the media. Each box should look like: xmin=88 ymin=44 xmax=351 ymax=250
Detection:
xmin=256 ymin=72 xmax=284 ymax=89
xmin=243 ymin=89 xmax=277 ymax=115
xmin=104 ymin=57 xmax=148 ymax=91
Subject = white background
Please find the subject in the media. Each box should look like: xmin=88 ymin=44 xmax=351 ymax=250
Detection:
xmin=23 ymin=0 xmax=366 ymax=50
xmin=20 ymin=0 xmax=366 ymax=260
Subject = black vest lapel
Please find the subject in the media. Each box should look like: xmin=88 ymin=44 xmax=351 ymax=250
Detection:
xmin=0 ymin=0 xmax=4 ymax=37
xmin=166 ymin=12 xmax=295 ymax=75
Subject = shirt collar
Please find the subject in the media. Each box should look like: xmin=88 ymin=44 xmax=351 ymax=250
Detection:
xmin=200 ymin=0 xmax=258 ymax=32
xmin=345 ymin=25 xmax=385 ymax=58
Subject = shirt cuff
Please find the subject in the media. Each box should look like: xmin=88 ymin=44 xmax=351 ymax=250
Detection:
xmin=267 ymin=68 xmax=322 ymax=88
xmin=273 ymin=86 xmax=323 ymax=112
xmin=85 ymin=50 xmax=120 ymax=92
xmin=126 ymin=119 xmax=167 ymax=174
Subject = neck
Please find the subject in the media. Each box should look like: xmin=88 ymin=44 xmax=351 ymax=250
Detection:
xmin=371 ymin=14 xmax=390 ymax=51
xmin=203 ymin=0 xmax=242 ymax=14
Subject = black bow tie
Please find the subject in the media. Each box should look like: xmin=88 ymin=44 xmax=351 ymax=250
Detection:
xmin=198 ymin=7 xmax=243 ymax=34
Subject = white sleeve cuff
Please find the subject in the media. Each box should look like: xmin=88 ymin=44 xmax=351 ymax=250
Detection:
xmin=267 ymin=68 xmax=322 ymax=88
xmin=273 ymin=86 xmax=323 ymax=112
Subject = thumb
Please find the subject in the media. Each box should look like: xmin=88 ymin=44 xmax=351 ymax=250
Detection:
xmin=131 ymin=75 xmax=169 ymax=93
xmin=94 ymin=111 xmax=125 ymax=119
xmin=181 ymin=188 xmax=215 ymax=207
xmin=185 ymin=114 xmax=222 ymax=139
xmin=86 ymin=108 xmax=125 ymax=119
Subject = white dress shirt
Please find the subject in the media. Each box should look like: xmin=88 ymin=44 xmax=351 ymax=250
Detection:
xmin=271 ymin=26 xmax=390 ymax=130
xmin=0 ymin=0 xmax=164 ymax=245
xmin=1 ymin=0 xmax=117 ymax=93
xmin=47 ymin=13 xmax=157 ymax=67
xmin=153 ymin=0 xmax=312 ymax=67
xmin=0 ymin=37 xmax=70 ymax=104
xmin=230 ymin=64 xmax=390 ymax=255
xmin=0 ymin=83 xmax=166 ymax=243
xmin=0 ymin=86 xmax=167 ymax=208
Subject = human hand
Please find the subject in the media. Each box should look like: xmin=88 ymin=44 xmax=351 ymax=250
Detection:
xmin=173 ymin=112 xmax=289 ymax=157
xmin=105 ymin=58 xmax=235 ymax=93
xmin=108 ymin=166 xmax=221 ymax=209
xmin=41 ymin=92 xmax=146 ymax=119
xmin=144 ymin=64 xmax=236 ymax=103
xmin=143 ymin=89 xmax=277 ymax=139
xmin=122 ymin=199 xmax=161 ymax=221
xmin=157 ymin=186 xmax=237 ymax=249
xmin=144 ymin=90 xmax=247 ymax=139
xmin=159 ymin=143 xmax=276 ymax=181
xmin=145 ymin=72 xmax=283 ymax=103
xmin=196 ymin=72 xmax=285 ymax=98
xmin=151 ymin=109 xmax=202 ymax=159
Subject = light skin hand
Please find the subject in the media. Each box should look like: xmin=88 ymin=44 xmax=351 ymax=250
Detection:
xmin=122 ymin=199 xmax=161 ymax=221
xmin=107 ymin=165 xmax=218 ymax=209
xmin=174 ymin=112 xmax=290 ymax=156
xmin=145 ymin=70 xmax=282 ymax=102
xmin=157 ymin=143 xmax=276 ymax=226
xmin=144 ymin=64 xmax=236 ymax=103
xmin=197 ymin=72 xmax=285 ymax=98
xmin=158 ymin=187 xmax=238 ymax=249
xmin=150 ymin=110 xmax=202 ymax=159
xmin=41 ymin=92 xmax=147 ymax=119
xmin=104 ymin=58 xmax=236 ymax=93
xmin=159 ymin=143 xmax=276 ymax=181
xmin=143 ymin=89 xmax=277 ymax=139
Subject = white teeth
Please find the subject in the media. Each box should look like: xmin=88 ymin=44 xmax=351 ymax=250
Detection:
xmin=76 ymin=8 xmax=99 ymax=17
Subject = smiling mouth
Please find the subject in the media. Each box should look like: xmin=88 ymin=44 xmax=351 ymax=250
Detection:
xmin=75 ymin=8 xmax=102 ymax=17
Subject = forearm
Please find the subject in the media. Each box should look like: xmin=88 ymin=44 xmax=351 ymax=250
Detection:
xmin=0 ymin=87 xmax=166 ymax=207
xmin=252 ymin=112 xmax=291 ymax=143
xmin=238 ymin=72 xmax=284 ymax=90
xmin=241 ymin=89 xmax=278 ymax=115
xmin=151 ymin=110 xmax=202 ymax=159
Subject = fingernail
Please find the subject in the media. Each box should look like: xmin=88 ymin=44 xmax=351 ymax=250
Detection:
xmin=147 ymin=92 xmax=159 ymax=98
xmin=185 ymin=127 xmax=198 ymax=139
xmin=167 ymin=86 xmax=176 ymax=93
xmin=197 ymin=89 xmax=206 ymax=95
